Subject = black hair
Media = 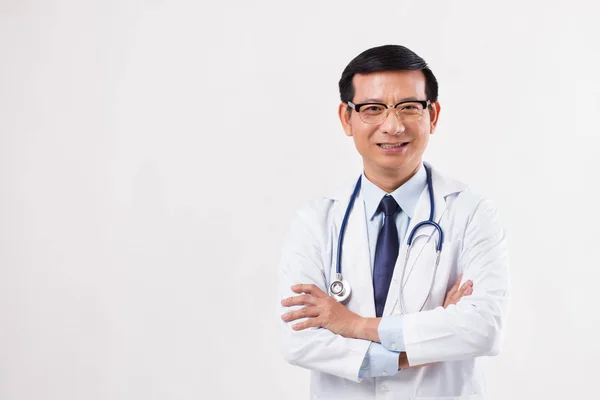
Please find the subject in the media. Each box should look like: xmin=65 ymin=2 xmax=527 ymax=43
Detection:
xmin=338 ymin=44 xmax=438 ymax=104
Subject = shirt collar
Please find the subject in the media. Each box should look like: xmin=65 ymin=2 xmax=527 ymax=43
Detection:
xmin=361 ymin=163 xmax=427 ymax=221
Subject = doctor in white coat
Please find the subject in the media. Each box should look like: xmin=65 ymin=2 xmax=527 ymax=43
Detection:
xmin=278 ymin=45 xmax=509 ymax=399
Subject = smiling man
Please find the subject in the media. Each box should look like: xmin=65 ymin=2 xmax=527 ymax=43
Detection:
xmin=278 ymin=45 xmax=509 ymax=399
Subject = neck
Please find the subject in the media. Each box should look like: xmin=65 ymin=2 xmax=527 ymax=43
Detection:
xmin=364 ymin=162 xmax=421 ymax=193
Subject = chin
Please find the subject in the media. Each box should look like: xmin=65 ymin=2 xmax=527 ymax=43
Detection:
xmin=375 ymin=157 xmax=419 ymax=171
xmin=375 ymin=161 xmax=409 ymax=171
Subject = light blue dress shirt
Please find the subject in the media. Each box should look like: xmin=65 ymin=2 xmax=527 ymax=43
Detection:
xmin=358 ymin=163 xmax=428 ymax=379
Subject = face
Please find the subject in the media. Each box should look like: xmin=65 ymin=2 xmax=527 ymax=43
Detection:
xmin=338 ymin=70 xmax=440 ymax=178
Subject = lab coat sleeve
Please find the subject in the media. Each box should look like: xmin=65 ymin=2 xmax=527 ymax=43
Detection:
xmin=402 ymin=196 xmax=510 ymax=366
xmin=278 ymin=206 xmax=372 ymax=383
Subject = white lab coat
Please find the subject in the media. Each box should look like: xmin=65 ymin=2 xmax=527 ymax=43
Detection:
xmin=278 ymin=164 xmax=509 ymax=400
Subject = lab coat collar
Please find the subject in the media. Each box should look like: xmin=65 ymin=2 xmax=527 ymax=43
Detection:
xmin=324 ymin=162 xmax=468 ymax=205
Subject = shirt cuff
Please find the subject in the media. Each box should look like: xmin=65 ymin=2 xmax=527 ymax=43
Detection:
xmin=358 ymin=342 xmax=400 ymax=379
xmin=378 ymin=315 xmax=406 ymax=352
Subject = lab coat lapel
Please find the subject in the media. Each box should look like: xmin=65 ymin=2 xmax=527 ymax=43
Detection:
xmin=382 ymin=167 xmax=449 ymax=316
xmin=335 ymin=188 xmax=376 ymax=318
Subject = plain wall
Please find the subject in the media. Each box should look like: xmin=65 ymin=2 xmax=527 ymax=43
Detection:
xmin=1 ymin=1 xmax=599 ymax=399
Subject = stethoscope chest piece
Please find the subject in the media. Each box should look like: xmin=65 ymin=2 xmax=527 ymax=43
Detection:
xmin=329 ymin=273 xmax=351 ymax=303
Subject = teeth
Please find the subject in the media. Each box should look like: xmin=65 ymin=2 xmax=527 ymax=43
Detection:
xmin=380 ymin=143 xmax=405 ymax=149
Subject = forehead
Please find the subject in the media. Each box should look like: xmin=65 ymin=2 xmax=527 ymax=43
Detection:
xmin=352 ymin=70 xmax=427 ymax=102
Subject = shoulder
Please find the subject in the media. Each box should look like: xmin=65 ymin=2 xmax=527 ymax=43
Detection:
xmin=430 ymin=166 xmax=503 ymax=230
xmin=293 ymin=196 xmax=337 ymax=227
xmin=432 ymin=165 xmax=496 ymax=213
xmin=293 ymin=178 xmax=355 ymax=223
xmin=431 ymin=168 xmax=505 ymax=247
xmin=285 ymin=177 xmax=356 ymax=241
xmin=441 ymin=179 xmax=503 ymax=234
xmin=450 ymin=188 xmax=488 ymax=214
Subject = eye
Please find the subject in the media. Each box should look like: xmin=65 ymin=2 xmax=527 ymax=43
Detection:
xmin=361 ymin=105 xmax=385 ymax=115
xmin=398 ymin=102 xmax=424 ymax=114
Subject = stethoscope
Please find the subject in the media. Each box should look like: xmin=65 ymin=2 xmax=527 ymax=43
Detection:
xmin=328 ymin=164 xmax=444 ymax=314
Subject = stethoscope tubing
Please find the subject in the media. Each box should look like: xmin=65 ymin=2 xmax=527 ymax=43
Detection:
xmin=336 ymin=175 xmax=362 ymax=275
xmin=332 ymin=164 xmax=444 ymax=310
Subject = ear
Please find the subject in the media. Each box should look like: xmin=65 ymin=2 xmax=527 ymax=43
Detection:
xmin=429 ymin=101 xmax=441 ymax=134
xmin=338 ymin=102 xmax=353 ymax=137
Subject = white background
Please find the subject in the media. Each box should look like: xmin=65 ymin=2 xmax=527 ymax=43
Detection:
xmin=1 ymin=1 xmax=599 ymax=399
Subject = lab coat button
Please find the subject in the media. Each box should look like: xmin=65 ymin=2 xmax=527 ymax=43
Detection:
xmin=380 ymin=386 xmax=389 ymax=393
xmin=390 ymin=343 xmax=397 ymax=350
xmin=382 ymin=371 xmax=388 ymax=376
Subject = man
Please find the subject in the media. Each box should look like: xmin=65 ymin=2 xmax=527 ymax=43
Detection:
xmin=278 ymin=45 xmax=509 ymax=399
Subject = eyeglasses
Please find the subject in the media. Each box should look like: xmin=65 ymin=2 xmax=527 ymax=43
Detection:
xmin=347 ymin=100 xmax=430 ymax=125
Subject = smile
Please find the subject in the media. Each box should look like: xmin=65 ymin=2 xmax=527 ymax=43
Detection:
xmin=378 ymin=142 xmax=408 ymax=149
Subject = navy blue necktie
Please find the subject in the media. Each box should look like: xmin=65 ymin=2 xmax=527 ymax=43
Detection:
xmin=373 ymin=196 xmax=400 ymax=318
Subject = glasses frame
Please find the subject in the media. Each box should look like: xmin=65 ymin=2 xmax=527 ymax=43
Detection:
xmin=347 ymin=99 xmax=431 ymax=124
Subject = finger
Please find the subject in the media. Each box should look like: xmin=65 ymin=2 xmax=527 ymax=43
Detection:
xmin=456 ymin=280 xmax=473 ymax=299
xmin=281 ymin=306 xmax=320 ymax=323
xmin=464 ymin=286 xmax=473 ymax=296
xmin=281 ymin=294 xmax=317 ymax=307
xmin=456 ymin=281 xmax=469 ymax=298
xmin=292 ymin=318 xmax=321 ymax=331
xmin=449 ymin=274 xmax=463 ymax=295
xmin=291 ymin=284 xmax=328 ymax=298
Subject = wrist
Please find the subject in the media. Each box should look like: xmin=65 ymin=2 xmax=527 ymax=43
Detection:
xmin=355 ymin=317 xmax=380 ymax=342
xmin=398 ymin=352 xmax=409 ymax=369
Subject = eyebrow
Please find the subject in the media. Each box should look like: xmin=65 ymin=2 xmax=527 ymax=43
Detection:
xmin=356 ymin=96 xmax=420 ymax=104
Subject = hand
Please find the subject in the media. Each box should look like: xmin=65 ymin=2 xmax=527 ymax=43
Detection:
xmin=280 ymin=284 xmax=361 ymax=338
xmin=400 ymin=276 xmax=473 ymax=370
xmin=443 ymin=274 xmax=472 ymax=308
xmin=281 ymin=276 xmax=474 ymax=341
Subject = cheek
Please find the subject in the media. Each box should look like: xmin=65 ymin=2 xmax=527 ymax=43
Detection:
xmin=349 ymin=129 xmax=377 ymax=157
xmin=352 ymin=127 xmax=375 ymax=144
xmin=413 ymin=124 xmax=432 ymax=144
xmin=352 ymin=135 xmax=368 ymax=153
xmin=414 ymin=134 xmax=430 ymax=151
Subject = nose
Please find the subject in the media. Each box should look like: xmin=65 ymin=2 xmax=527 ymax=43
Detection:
xmin=379 ymin=108 xmax=405 ymax=135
